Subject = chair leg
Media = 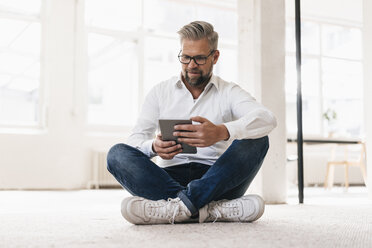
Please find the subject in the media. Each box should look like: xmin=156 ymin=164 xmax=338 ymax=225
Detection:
xmin=325 ymin=163 xmax=335 ymax=189
xmin=324 ymin=163 xmax=330 ymax=188
xmin=344 ymin=164 xmax=349 ymax=190
xmin=360 ymin=163 xmax=368 ymax=186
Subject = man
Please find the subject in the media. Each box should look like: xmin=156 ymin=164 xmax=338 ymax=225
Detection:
xmin=107 ymin=21 xmax=277 ymax=225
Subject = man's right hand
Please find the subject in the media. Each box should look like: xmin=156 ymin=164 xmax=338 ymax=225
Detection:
xmin=152 ymin=134 xmax=182 ymax=160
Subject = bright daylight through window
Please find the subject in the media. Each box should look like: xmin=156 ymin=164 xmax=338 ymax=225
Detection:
xmin=0 ymin=0 xmax=41 ymax=126
xmin=285 ymin=19 xmax=363 ymax=138
xmin=85 ymin=0 xmax=238 ymax=127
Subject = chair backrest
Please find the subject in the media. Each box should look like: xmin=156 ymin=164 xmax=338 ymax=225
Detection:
xmin=358 ymin=142 xmax=366 ymax=164
xmin=329 ymin=142 xmax=365 ymax=164
xmin=344 ymin=142 xmax=365 ymax=164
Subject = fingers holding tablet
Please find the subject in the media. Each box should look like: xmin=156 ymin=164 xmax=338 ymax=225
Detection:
xmin=152 ymin=134 xmax=183 ymax=159
xmin=158 ymin=119 xmax=197 ymax=154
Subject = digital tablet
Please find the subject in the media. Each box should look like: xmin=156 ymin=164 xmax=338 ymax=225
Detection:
xmin=158 ymin=119 xmax=197 ymax=154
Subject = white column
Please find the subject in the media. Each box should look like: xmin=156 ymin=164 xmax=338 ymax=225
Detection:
xmin=238 ymin=0 xmax=287 ymax=203
xmin=363 ymin=0 xmax=372 ymax=198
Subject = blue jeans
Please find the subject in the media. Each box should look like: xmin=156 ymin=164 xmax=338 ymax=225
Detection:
xmin=107 ymin=137 xmax=269 ymax=216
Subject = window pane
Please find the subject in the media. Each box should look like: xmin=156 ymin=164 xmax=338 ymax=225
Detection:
xmin=285 ymin=56 xmax=321 ymax=135
xmin=214 ymin=48 xmax=238 ymax=82
xmin=144 ymin=0 xmax=237 ymax=41
xmin=302 ymin=96 xmax=321 ymax=135
xmin=87 ymin=33 xmax=138 ymax=125
xmin=85 ymin=0 xmax=141 ymax=31
xmin=0 ymin=17 xmax=40 ymax=125
xmin=195 ymin=5 xmax=237 ymax=41
xmin=322 ymin=58 xmax=362 ymax=99
xmin=322 ymin=25 xmax=362 ymax=60
xmin=285 ymin=97 xmax=323 ymax=136
xmin=0 ymin=0 xmax=41 ymax=15
xmin=303 ymin=58 xmax=321 ymax=134
xmin=302 ymin=58 xmax=320 ymax=97
xmin=0 ymin=19 xmax=28 ymax=46
xmin=322 ymin=58 xmax=363 ymax=137
xmin=11 ymin=22 xmax=40 ymax=55
xmin=144 ymin=37 xmax=179 ymax=95
xmin=286 ymin=20 xmax=320 ymax=55
xmin=144 ymin=0 xmax=196 ymax=34
xmin=323 ymin=99 xmax=362 ymax=137
xmin=302 ymin=22 xmax=320 ymax=55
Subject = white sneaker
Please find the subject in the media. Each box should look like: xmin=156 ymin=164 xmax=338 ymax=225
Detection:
xmin=121 ymin=196 xmax=192 ymax=225
xmin=199 ymin=195 xmax=265 ymax=223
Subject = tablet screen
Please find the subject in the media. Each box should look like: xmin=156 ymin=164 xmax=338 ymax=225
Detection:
xmin=158 ymin=119 xmax=197 ymax=154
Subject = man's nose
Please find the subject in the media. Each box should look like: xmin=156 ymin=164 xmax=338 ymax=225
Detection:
xmin=188 ymin=59 xmax=198 ymax=68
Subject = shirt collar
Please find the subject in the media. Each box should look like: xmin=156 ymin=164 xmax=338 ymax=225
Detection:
xmin=175 ymin=73 xmax=219 ymax=91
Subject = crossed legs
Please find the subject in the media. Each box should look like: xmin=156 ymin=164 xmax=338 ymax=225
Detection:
xmin=107 ymin=136 xmax=269 ymax=216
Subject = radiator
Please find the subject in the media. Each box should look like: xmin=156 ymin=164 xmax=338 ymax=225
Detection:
xmin=88 ymin=150 xmax=121 ymax=189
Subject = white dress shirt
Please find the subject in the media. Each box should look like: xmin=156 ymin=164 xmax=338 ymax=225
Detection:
xmin=127 ymin=74 xmax=277 ymax=168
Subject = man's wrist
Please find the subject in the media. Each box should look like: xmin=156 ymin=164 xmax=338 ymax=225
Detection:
xmin=218 ymin=124 xmax=230 ymax=141
xmin=151 ymin=140 xmax=157 ymax=154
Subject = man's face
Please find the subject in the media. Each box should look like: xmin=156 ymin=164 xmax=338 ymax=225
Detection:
xmin=180 ymin=38 xmax=219 ymax=87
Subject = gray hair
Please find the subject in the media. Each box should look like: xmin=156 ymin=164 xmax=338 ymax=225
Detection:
xmin=177 ymin=21 xmax=219 ymax=50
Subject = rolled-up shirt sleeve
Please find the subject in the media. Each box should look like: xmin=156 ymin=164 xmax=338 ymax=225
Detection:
xmin=223 ymin=84 xmax=277 ymax=140
xmin=126 ymin=87 xmax=159 ymax=158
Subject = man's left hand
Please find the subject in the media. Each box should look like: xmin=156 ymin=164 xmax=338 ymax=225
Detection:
xmin=173 ymin=116 xmax=230 ymax=147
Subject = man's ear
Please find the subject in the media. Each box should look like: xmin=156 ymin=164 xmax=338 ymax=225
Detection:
xmin=212 ymin=50 xmax=220 ymax=65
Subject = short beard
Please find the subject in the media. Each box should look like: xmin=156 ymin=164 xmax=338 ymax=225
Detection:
xmin=185 ymin=71 xmax=211 ymax=87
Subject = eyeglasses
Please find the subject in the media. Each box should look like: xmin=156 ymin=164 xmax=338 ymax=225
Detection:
xmin=178 ymin=50 xmax=215 ymax=65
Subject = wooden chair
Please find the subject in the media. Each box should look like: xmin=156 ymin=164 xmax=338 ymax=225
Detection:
xmin=324 ymin=142 xmax=367 ymax=189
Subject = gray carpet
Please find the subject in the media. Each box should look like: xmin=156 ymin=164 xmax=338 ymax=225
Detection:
xmin=0 ymin=188 xmax=371 ymax=247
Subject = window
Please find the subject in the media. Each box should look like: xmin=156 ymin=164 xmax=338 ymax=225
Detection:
xmin=0 ymin=0 xmax=42 ymax=126
xmin=85 ymin=0 xmax=238 ymax=127
xmin=285 ymin=19 xmax=363 ymax=138
xmin=87 ymin=33 xmax=139 ymax=126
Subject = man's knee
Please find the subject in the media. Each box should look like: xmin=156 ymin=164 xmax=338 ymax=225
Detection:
xmin=106 ymin=143 xmax=133 ymax=173
xmin=257 ymin=136 xmax=269 ymax=153
xmin=233 ymin=136 xmax=269 ymax=152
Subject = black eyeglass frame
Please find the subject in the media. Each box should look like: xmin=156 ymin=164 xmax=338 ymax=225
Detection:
xmin=178 ymin=50 xmax=215 ymax=65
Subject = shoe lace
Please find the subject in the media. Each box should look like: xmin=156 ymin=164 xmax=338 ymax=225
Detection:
xmin=210 ymin=207 xmax=221 ymax=223
xmin=169 ymin=199 xmax=181 ymax=224
xmin=209 ymin=201 xmax=240 ymax=222
xmin=206 ymin=202 xmax=221 ymax=223
xmin=146 ymin=198 xmax=182 ymax=224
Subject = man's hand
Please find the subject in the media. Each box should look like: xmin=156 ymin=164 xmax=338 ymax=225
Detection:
xmin=173 ymin=116 xmax=230 ymax=147
xmin=152 ymin=134 xmax=182 ymax=160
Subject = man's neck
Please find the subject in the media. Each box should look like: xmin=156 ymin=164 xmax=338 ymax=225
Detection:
xmin=182 ymin=75 xmax=211 ymax=99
